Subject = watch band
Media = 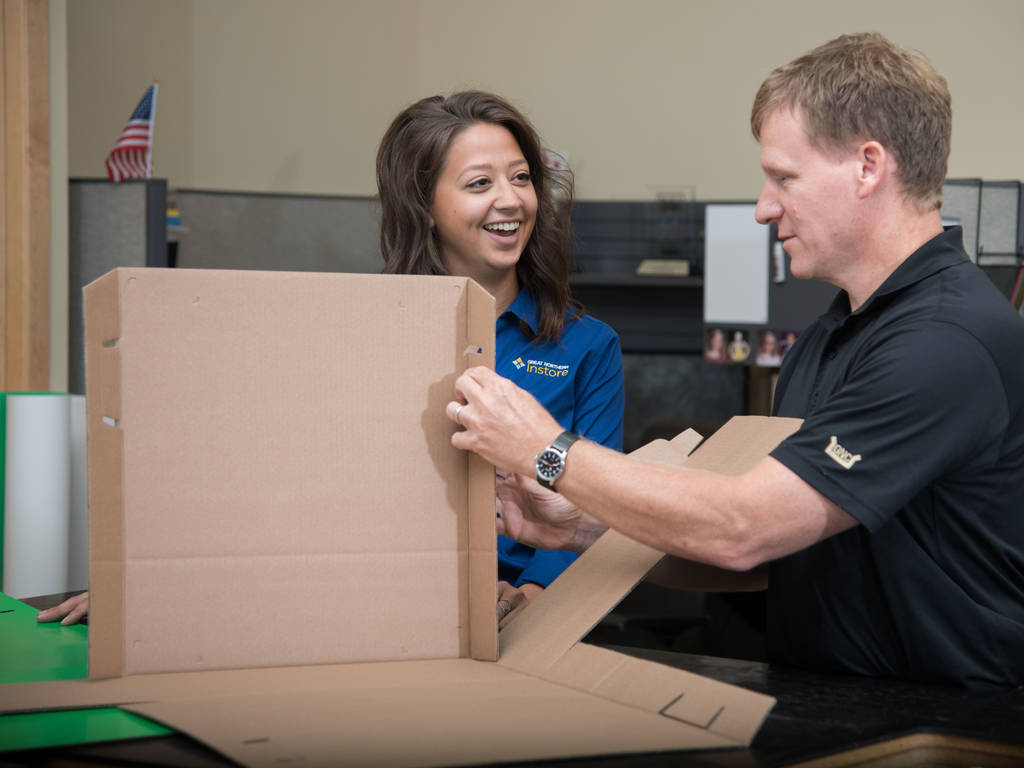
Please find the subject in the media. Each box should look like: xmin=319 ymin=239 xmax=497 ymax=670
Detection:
xmin=550 ymin=430 xmax=579 ymax=455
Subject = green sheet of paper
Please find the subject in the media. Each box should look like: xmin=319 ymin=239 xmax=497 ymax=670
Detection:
xmin=0 ymin=591 xmax=171 ymax=750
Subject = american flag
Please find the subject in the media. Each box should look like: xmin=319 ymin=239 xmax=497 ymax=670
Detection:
xmin=105 ymin=83 xmax=158 ymax=183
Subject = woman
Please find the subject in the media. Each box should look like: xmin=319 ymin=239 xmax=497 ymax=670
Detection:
xmin=377 ymin=91 xmax=624 ymax=626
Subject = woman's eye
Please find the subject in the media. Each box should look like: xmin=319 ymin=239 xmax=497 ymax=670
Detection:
xmin=513 ymin=171 xmax=532 ymax=183
xmin=467 ymin=178 xmax=490 ymax=189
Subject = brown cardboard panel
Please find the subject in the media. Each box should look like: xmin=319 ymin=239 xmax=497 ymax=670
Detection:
xmin=680 ymin=415 xmax=802 ymax=475
xmin=464 ymin=281 xmax=500 ymax=662
xmin=0 ymin=659 xmax=511 ymax=713
xmin=539 ymin=643 xmax=771 ymax=746
xmin=123 ymin=666 xmax=740 ymax=768
xmin=82 ymin=269 xmax=497 ymax=677
xmin=495 ymin=429 xmax=704 ymax=672
xmin=497 ymin=417 xmax=795 ymax=744
xmin=0 ymin=659 xmax=739 ymax=765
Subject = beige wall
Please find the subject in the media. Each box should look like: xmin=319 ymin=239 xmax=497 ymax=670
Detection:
xmin=50 ymin=1 xmax=1024 ymax=389
xmin=64 ymin=0 xmax=1024 ymax=201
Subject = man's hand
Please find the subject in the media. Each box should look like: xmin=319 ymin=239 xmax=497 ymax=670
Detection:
xmin=495 ymin=472 xmax=606 ymax=553
xmin=448 ymin=367 xmax=563 ymax=478
xmin=37 ymin=591 xmax=89 ymax=625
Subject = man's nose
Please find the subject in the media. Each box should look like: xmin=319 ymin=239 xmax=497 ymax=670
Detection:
xmin=755 ymin=182 xmax=781 ymax=224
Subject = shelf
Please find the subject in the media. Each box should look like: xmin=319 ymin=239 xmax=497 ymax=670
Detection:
xmin=570 ymin=273 xmax=704 ymax=288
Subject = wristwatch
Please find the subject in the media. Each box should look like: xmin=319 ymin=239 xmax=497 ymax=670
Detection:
xmin=535 ymin=431 xmax=580 ymax=490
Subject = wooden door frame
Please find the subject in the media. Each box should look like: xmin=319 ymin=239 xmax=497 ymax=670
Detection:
xmin=2 ymin=0 xmax=50 ymax=391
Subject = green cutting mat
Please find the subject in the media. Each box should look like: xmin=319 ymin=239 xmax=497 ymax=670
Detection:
xmin=0 ymin=591 xmax=172 ymax=750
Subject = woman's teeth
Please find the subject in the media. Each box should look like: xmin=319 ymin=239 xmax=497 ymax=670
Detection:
xmin=484 ymin=222 xmax=519 ymax=232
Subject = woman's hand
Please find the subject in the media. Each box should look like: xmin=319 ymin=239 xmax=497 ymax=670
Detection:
xmin=496 ymin=581 xmax=530 ymax=630
xmin=37 ymin=591 xmax=89 ymax=625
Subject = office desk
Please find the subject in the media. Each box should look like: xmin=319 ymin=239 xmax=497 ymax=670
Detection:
xmin=4 ymin=593 xmax=1023 ymax=767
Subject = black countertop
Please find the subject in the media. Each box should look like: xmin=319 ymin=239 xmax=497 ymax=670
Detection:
xmin=8 ymin=595 xmax=1024 ymax=767
xmin=611 ymin=646 xmax=1024 ymax=767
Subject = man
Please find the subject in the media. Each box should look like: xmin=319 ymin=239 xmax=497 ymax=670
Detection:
xmin=448 ymin=33 xmax=1024 ymax=687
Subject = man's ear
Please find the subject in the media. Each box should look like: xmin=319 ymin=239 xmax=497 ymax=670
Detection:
xmin=855 ymin=141 xmax=887 ymax=199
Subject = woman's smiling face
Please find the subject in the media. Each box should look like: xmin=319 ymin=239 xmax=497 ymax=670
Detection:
xmin=430 ymin=122 xmax=537 ymax=290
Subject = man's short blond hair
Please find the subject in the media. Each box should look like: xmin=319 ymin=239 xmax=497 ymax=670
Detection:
xmin=751 ymin=33 xmax=952 ymax=210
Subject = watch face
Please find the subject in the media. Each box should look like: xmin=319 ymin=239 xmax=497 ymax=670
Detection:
xmin=536 ymin=449 xmax=563 ymax=480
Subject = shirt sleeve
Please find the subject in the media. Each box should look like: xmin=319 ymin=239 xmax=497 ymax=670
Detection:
xmin=515 ymin=320 xmax=625 ymax=588
xmin=770 ymin=321 xmax=1008 ymax=531
xmin=511 ymin=547 xmax=583 ymax=588
xmin=570 ymin=320 xmax=625 ymax=451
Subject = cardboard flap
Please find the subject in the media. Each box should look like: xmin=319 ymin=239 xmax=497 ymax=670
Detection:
xmin=680 ymin=415 xmax=802 ymax=475
xmin=625 ymin=428 xmax=704 ymax=466
xmin=499 ymin=416 xmax=807 ymax=744
xmin=464 ymin=278 xmax=499 ymax=661
xmin=498 ymin=428 xmax=706 ymax=672
xmin=83 ymin=269 xmax=128 ymax=679
xmin=117 ymin=660 xmax=740 ymax=768
xmin=540 ymin=643 xmax=773 ymax=745
xmin=0 ymin=660 xmax=741 ymax=766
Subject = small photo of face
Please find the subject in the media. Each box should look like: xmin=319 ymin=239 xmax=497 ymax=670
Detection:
xmin=756 ymin=330 xmax=782 ymax=367
xmin=704 ymin=327 xmax=727 ymax=363
xmin=727 ymin=330 xmax=751 ymax=363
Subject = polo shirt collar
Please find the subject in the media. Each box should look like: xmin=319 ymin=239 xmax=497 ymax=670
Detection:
xmin=501 ymin=288 xmax=540 ymax=336
xmin=824 ymin=226 xmax=968 ymax=322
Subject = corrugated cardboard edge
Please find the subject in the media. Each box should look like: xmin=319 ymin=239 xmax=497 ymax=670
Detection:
xmin=462 ymin=278 xmax=498 ymax=661
xmin=83 ymin=268 xmax=128 ymax=679
xmin=499 ymin=415 xmax=803 ymax=745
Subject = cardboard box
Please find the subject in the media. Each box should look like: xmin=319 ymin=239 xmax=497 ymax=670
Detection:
xmin=0 ymin=267 xmax=804 ymax=766
xmin=83 ymin=268 xmax=498 ymax=675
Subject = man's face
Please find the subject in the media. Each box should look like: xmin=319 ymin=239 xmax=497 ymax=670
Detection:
xmin=754 ymin=108 xmax=861 ymax=285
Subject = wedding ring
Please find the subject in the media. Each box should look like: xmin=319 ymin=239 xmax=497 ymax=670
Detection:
xmin=455 ymin=404 xmax=464 ymax=425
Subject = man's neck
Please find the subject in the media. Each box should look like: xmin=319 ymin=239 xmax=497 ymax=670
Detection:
xmin=845 ymin=207 xmax=944 ymax=311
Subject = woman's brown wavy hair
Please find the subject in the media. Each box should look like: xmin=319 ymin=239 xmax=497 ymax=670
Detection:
xmin=376 ymin=91 xmax=580 ymax=341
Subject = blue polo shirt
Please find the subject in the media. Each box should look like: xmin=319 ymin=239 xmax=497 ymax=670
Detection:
xmin=495 ymin=289 xmax=624 ymax=588
xmin=767 ymin=227 xmax=1024 ymax=687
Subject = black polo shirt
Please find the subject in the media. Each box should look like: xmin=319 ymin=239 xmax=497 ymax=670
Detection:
xmin=767 ymin=227 xmax=1024 ymax=687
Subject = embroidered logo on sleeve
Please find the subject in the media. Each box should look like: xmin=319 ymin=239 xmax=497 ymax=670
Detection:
xmin=825 ymin=435 xmax=862 ymax=469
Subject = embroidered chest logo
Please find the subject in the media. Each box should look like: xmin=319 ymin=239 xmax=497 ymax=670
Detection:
xmin=520 ymin=358 xmax=570 ymax=378
xmin=825 ymin=435 xmax=862 ymax=469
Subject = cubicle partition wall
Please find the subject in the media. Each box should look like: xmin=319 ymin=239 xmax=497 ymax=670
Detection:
xmin=68 ymin=179 xmax=169 ymax=395
xmin=173 ymin=190 xmax=383 ymax=274
xmin=166 ymin=190 xmax=749 ymax=452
